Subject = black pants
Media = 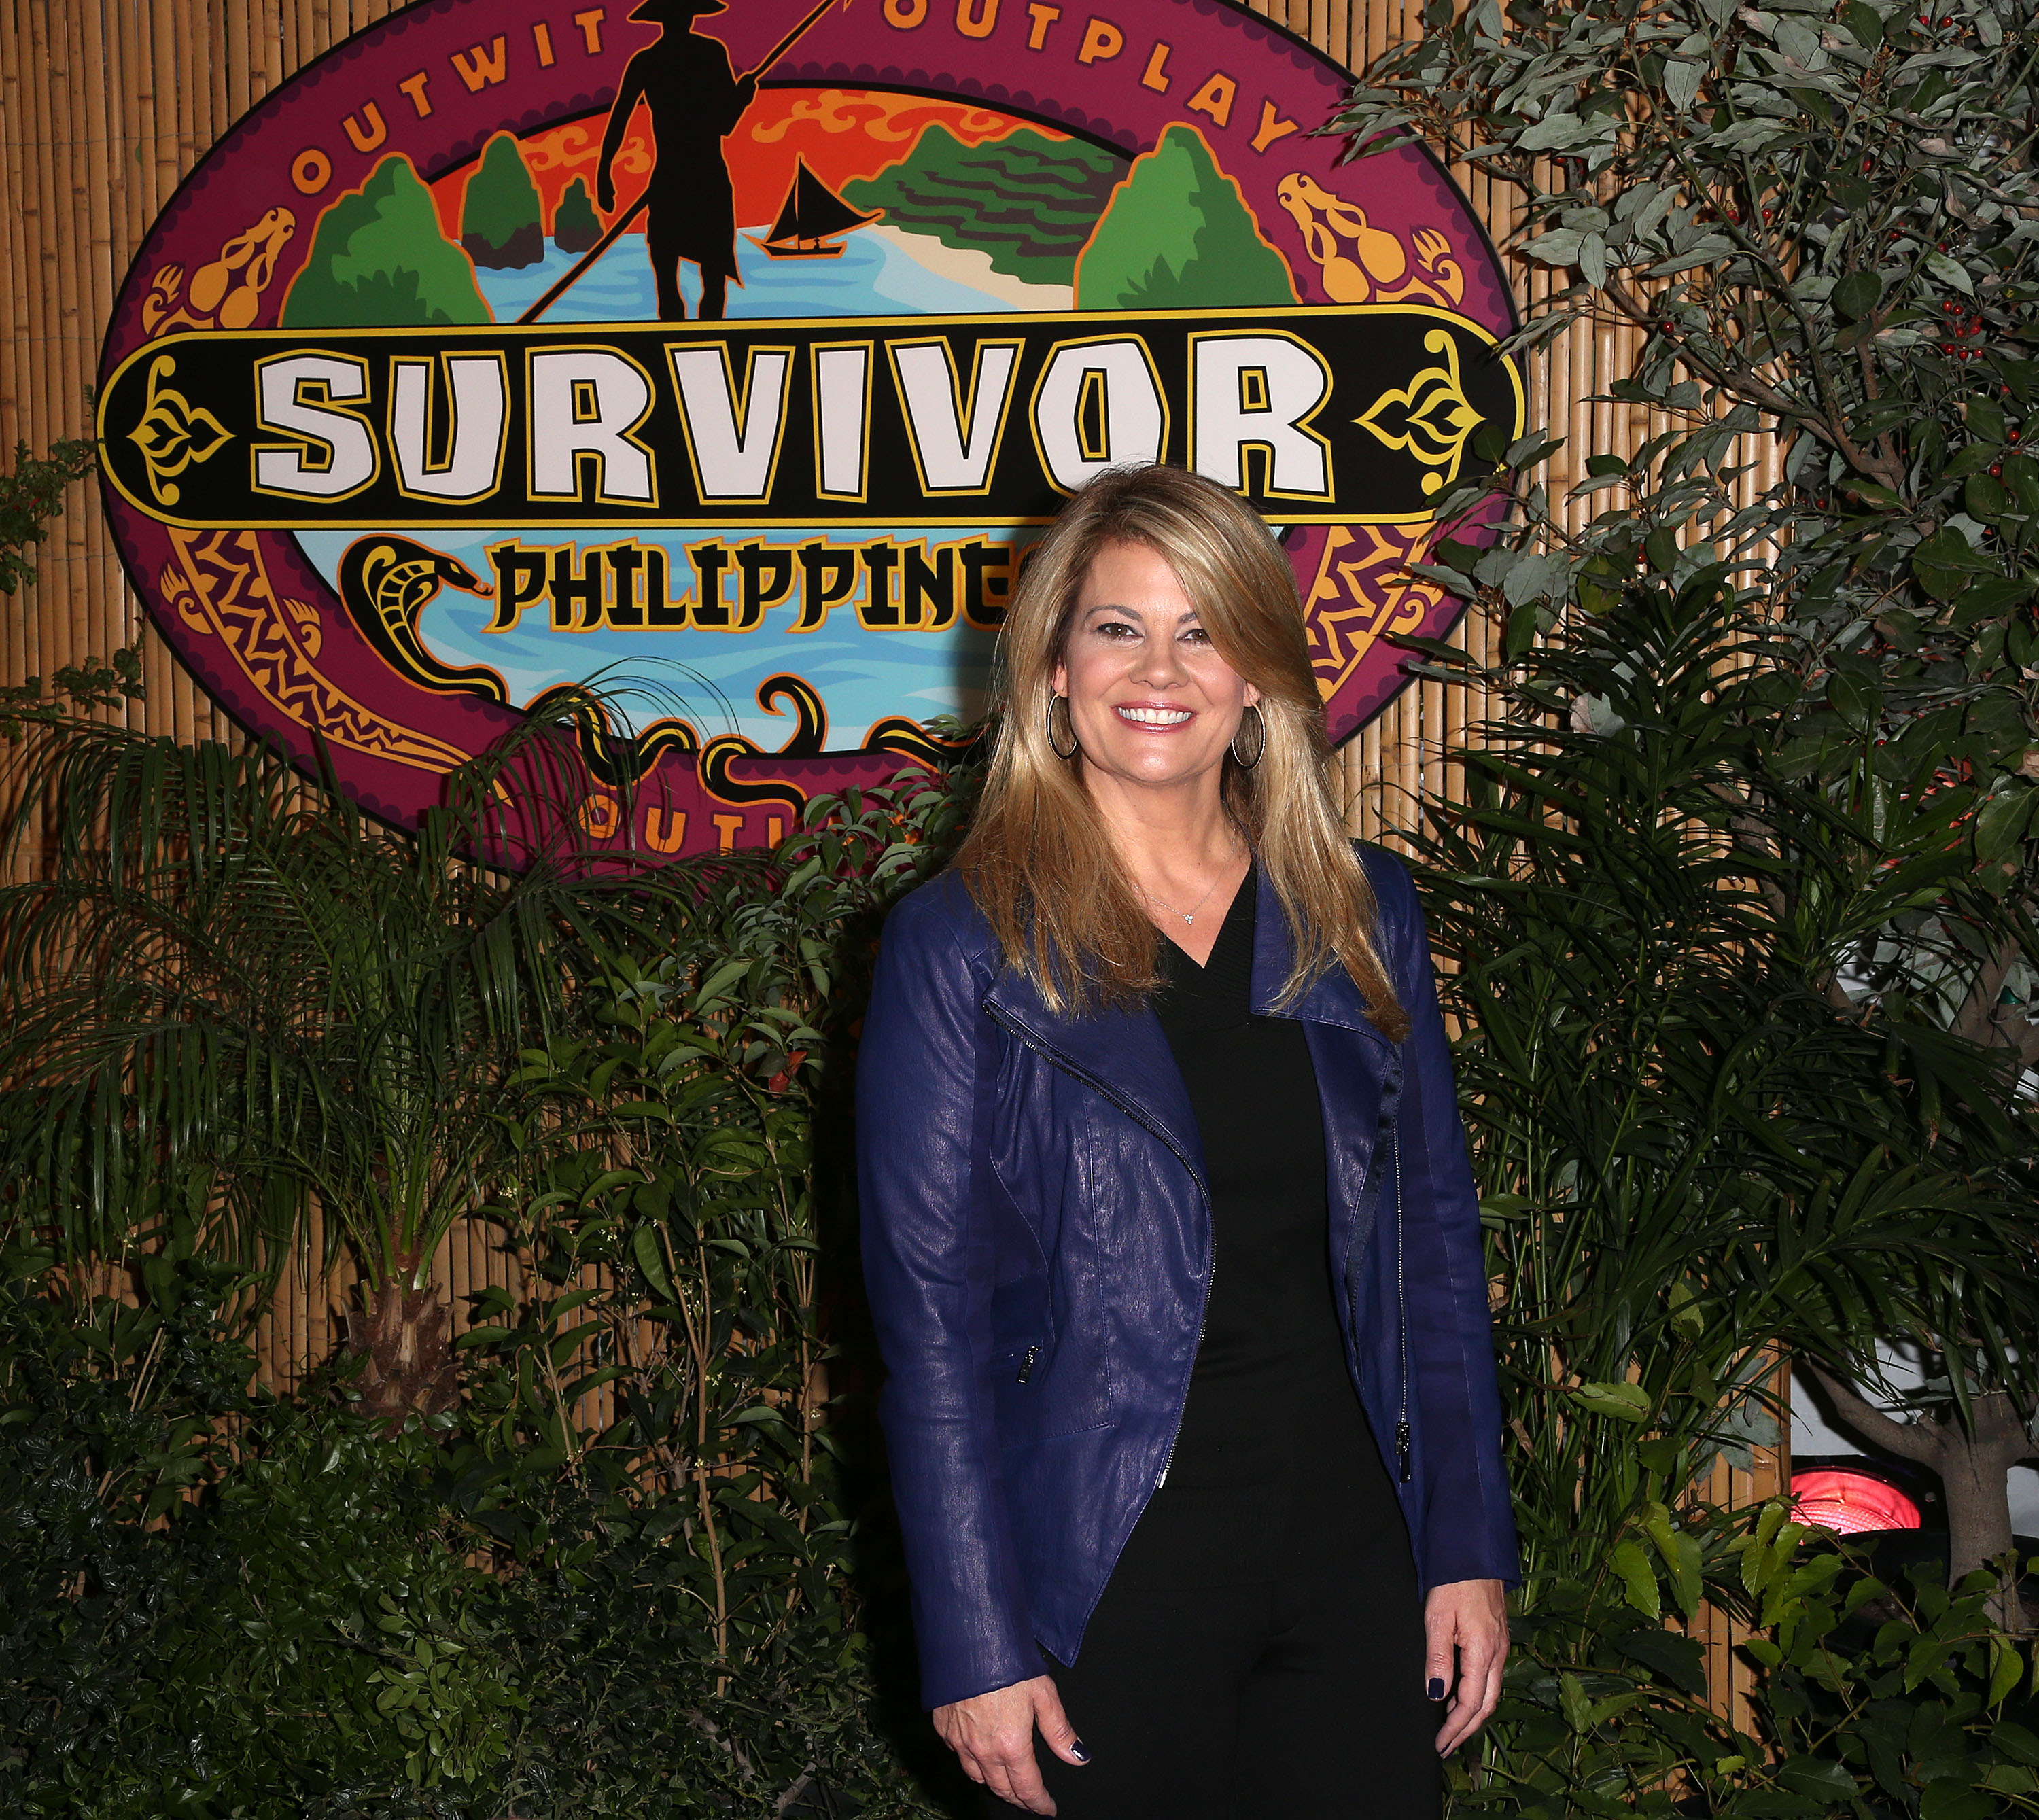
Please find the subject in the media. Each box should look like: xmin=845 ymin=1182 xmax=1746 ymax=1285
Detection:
xmin=1017 ymin=1416 xmax=1441 ymax=1820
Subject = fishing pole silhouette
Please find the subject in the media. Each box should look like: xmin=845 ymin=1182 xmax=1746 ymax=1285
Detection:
xmin=519 ymin=0 xmax=840 ymax=325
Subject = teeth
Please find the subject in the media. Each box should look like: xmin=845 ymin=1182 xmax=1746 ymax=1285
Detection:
xmin=1117 ymin=706 xmax=1191 ymax=726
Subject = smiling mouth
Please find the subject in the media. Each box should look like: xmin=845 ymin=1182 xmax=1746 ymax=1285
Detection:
xmin=1115 ymin=705 xmax=1193 ymax=727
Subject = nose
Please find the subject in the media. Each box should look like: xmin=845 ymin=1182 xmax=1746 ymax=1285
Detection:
xmin=1131 ymin=628 xmax=1188 ymax=687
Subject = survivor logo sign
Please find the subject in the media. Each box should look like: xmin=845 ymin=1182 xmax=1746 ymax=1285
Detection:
xmin=99 ymin=0 xmax=1521 ymax=859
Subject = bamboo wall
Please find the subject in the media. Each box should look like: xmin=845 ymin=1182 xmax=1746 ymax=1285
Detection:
xmin=0 ymin=0 xmax=1783 ymax=1668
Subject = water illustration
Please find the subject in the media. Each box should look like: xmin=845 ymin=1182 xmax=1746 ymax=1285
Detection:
xmin=468 ymin=216 xmax=1060 ymax=324
xmin=283 ymin=93 xmax=1185 ymax=758
xmin=296 ymin=522 xmax=1019 ymax=751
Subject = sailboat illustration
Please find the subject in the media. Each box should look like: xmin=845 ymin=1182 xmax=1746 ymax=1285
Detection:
xmin=750 ymin=158 xmax=879 ymax=259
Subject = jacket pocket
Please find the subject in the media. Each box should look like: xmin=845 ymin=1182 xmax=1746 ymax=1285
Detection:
xmin=991 ymin=1337 xmax=1044 ymax=1378
xmin=990 ymin=1266 xmax=1053 ymax=1361
xmin=989 ymin=1340 xmax=1044 ymax=1384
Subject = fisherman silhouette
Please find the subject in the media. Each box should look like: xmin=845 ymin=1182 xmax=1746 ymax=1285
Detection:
xmin=596 ymin=0 xmax=756 ymax=322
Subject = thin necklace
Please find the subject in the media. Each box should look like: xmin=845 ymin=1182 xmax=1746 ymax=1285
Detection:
xmin=1136 ymin=841 xmax=1243 ymax=928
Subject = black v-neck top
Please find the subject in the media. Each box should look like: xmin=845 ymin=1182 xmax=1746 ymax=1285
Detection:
xmin=1150 ymin=871 xmax=1365 ymax=1487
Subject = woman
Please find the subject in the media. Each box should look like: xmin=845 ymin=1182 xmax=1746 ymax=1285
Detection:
xmin=856 ymin=465 xmax=1516 ymax=1819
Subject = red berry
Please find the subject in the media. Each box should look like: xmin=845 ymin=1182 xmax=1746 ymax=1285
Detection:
xmin=1991 ymin=464 xmax=2004 ymax=476
xmin=2012 ymin=430 xmax=2023 ymax=442
xmin=1862 ymin=158 xmax=1873 ymax=171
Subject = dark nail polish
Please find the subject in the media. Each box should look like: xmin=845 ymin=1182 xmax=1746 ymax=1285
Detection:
xmin=1070 ymin=1739 xmax=1090 ymax=1764
xmin=1427 ymin=1677 xmax=1446 ymax=1702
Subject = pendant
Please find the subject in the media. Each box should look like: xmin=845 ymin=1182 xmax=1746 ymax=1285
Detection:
xmin=1183 ymin=913 xmax=1195 ymax=924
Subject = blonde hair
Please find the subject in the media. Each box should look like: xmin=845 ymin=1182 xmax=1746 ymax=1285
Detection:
xmin=954 ymin=464 xmax=1409 ymax=1039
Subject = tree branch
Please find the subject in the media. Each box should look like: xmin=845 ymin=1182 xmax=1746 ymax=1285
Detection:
xmin=2015 ymin=1017 xmax=2039 ymax=1070
xmin=1949 ymin=936 xmax=2021 ymax=1049
xmin=1800 ymin=1359 xmax=1944 ymax=1466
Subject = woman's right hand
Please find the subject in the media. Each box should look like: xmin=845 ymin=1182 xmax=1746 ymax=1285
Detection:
xmin=933 ymin=1674 xmax=1088 ymax=1814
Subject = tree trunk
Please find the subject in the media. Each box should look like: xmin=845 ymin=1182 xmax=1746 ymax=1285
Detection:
xmin=1938 ymin=1427 xmax=2017 ymax=1590
xmin=349 ymin=1280 xmax=460 ymax=1432
xmin=1803 ymin=1364 xmax=2030 ymax=1632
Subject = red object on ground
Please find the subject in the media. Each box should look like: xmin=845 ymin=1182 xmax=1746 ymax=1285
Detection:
xmin=1790 ymin=1467 xmax=1923 ymax=1535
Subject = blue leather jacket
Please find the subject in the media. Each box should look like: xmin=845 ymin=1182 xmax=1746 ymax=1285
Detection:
xmin=857 ymin=847 xmax=1519 ymax=1711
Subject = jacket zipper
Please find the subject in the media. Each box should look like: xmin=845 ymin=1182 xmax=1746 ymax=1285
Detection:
xmin=981 ymin=1001 xmax=1215 ymax=1494
xmin=1153 ymin=1243 xmax=1213 ymax=1491
xmin=1016 ymin=1344 xmax=1039 ymax=1384
xmin=1393 ymin=1125 xmax=1411 ymax=1484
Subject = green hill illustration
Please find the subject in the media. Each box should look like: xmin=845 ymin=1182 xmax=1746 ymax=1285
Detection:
xmin=281 ymin=155 xmax=489 ymax=328
xmin=1075 ymin=125 xmax=1298 ymax=309
xmin=461 ymin=132 xmax=544 ymax=268
xmin=553 ymin=175 xmax=602 ymax=255
xmin=842 ymin=125 xmax=1123 ymax=287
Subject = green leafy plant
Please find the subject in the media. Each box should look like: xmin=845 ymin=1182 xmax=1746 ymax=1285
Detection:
xmin=1408 ymin=572 xmax=2039 ymax=1575
xmin=0 ymin=438 xmax=144 ymax=738
xmin=1338 ymin=0 xmax=2039 ymax=1621
xmin=0 ymin=1229 xmax=524 ymax=1815
xmin=1393 ymin=572 xmax=2039 ymax=1807
xmin=1482 ymin=1492 xmax=2039 ymax=1819
xmin=0 ymin=438 xmax=98 ymax=597
xmin=1362 ymin=548 xmax=2039 ymax=1820
xmin=438 ymin=767 xmax=971 ymax=1813
xmin=1336 ymin=0 xmax=2039 ymax=1011
xmin=0 ymin=762 xmax=973 ymax=1817
xmin=0 ymin=716 xmax=809 ymax=1422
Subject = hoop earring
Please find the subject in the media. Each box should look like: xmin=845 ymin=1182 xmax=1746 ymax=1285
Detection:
xmin=1046 ymin=693 xmax=1080 ymax=760
xmin=1230 ymin=702 xmax=1266 ymax=769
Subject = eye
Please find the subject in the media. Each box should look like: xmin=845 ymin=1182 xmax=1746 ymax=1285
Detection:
xmin=1180 ymin=625 xmax=1213 ymax=646
xmin=1090 ymin=616 xmax=1140 ymax=641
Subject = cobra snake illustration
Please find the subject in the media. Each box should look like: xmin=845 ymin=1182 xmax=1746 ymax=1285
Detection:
xmin=336 ymin=536 xmax=508 ymax=701
xmin=1274 ymin=175 xmax=1465 ymax=309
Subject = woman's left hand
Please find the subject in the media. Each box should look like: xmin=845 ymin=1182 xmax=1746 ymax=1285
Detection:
xmin=1424 ymin=1577 xmax=1508 ymax=1754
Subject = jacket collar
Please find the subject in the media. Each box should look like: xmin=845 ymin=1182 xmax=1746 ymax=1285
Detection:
xmin=981 ymin=966 xmax=1207 ymax=1185
xmin=1247 ymin=863 xmax=1397 ymax=1047
xmin=978 ymin=864 xmax=1395 ymax=1172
